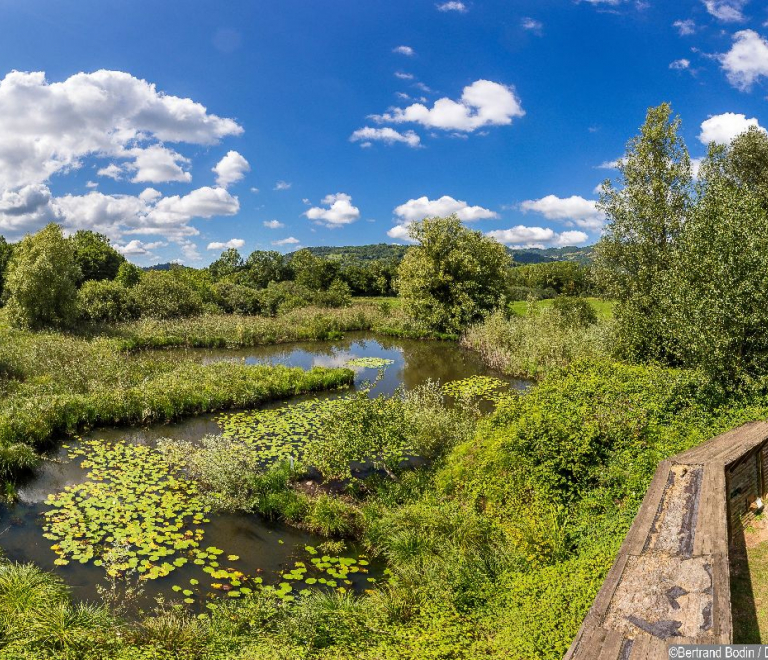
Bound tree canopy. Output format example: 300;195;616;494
396;215;512;334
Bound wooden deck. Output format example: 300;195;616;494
564;421;768;659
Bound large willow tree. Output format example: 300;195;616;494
595;103;693;362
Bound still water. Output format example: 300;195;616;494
0;334;525;609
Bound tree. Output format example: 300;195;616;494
594;103;692;362
722;126;768;209
669;148;768;383
0;236;13;303
77;280;136;323
69;230;125;284
132;271;203;319
2;224;80;329
208;248;244;280
243;250;287;288
289;249;338;290
395;215;511;334
115;261;142;288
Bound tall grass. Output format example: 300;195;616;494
461;308;613;379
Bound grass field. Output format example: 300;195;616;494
507;297;614;320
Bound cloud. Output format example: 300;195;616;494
129;145;191;183
486;226;589;249
395;72;415;80
274;180;292;191
719;30;768;90
436;1;467;12
393;46;415;56
212;150;250;188
691;157;704;179
0;183;61;233
596;158;623;169
388;195;498;240
305;193;361;227
145;186;239;236
207;238;245;250
702;0;747;22
699;112;765;144
673;19;696;35
670;58;691;70
263;219;285;229
349;127;421;148
272;236;300;246
371;79;524;133
521;17;543;34
115;239;166;256
250;187;259;193
0;69;242;190
393;195;498;223
97;163;125;180
520;194;605;230
86;181;98;189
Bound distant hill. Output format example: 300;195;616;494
301;244;409;262
299;243;595;265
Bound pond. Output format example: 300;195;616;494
0;334;527;613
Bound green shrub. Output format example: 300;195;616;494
78;280;136;323
132;271;203;319
551;296;598;328
212;282;262;315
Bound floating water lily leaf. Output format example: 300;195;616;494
345;357;394;369
441;376;511;403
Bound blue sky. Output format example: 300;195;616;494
0;0;767;265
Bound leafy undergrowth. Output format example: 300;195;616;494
6;359;768;658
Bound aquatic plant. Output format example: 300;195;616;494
345;357;394;369
441;375;510;402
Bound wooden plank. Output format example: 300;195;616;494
676;422;768;464
569;625;600;660
645;637;668;660
629;633;652;660
588;552;630;620
694;464;715;556
597;630;625;660
711;468;728;555
712;551;732;641
625;461;672;555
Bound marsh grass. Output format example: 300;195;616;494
461;308;613;379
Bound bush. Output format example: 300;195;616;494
313;278;352;308
78;280;136;323
551;296;597;328
132;271;203;319
212;282;262;315
257;281;314;316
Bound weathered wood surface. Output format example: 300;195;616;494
564;421;768;660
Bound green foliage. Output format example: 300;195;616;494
509;261;590;296
722;125;768;208
595;103;692;362
396;215;512;334
290;249;339;290
243;250;288;288
313;278;352;308
2;223;80;329
69;230;125;284
209;247;244;280
551;296;598;328
669;170;768;383
0;235;13;302
115;261;142;288
78;280;136;323
132;270;203;319
212;282;262;315
461;308;612;379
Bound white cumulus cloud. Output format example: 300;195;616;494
306;193;361;227
212;150;250;188
207;238;245;250
394;195;498;223
129;145;191;184
263;219;285;229
371;79;524;133
521;18;543;34
272;236;300;246
349;127;421;148
0;69;242;190
670;59;691;70
115;239;166;256
436;1;467;12
274;180;292;191
520;195;605;230
719;30;768;90
702;0;747;22
673;19;696;35
393;46;415;56
486;226;589;249
699;112;765;144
